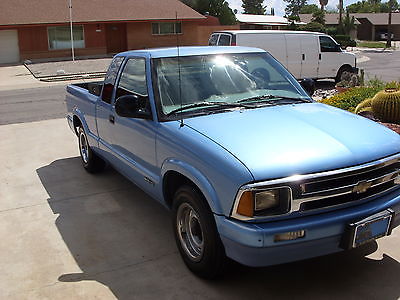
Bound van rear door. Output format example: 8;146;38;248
299;34;319;79
285;34;302;79
208;33;220;46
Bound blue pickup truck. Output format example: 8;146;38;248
66;46;400;278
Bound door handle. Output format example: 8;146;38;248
319;53;322;60
109;114;115;124
302;54;305;60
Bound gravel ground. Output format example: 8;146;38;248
25;58;112;78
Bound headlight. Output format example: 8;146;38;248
232;187;291;220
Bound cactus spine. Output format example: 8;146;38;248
371;88;400;123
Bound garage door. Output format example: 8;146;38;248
0;30;20;64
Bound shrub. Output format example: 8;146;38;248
321;81;400;112
321;86;382;112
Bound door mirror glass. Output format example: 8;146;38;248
115;95;151;119
300;78;315;96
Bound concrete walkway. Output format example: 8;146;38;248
1;118;400;299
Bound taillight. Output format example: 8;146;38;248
231;41;236;46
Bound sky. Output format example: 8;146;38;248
226;0;360;16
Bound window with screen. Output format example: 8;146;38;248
101;57;125;104
152;22;182;35
48;26;85;50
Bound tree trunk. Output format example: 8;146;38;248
386;8;392;48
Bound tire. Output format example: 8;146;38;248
335;65;353;83
172;185;226;279
78;126;105;173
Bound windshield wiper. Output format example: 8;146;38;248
166;101;251;116
237;94;312;104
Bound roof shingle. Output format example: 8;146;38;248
0;0;205;26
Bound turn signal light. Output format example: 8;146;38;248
236;191;253;217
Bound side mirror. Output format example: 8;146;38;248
300;78;315;96
115;95;151;119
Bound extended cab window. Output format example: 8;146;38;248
319;36;340;52
115;58;151;114
101;56;124;104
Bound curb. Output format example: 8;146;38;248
38;72;106;82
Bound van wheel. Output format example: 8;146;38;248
172;185;226;279
335;65;353;83
78;127;105;173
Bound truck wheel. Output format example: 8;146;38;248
335;65;353;83
172;185;226;279
78;126;105;173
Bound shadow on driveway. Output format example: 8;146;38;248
37;157;400;299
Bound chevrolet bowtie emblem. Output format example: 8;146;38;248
353;180;372;194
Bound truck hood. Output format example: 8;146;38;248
184;103;400;181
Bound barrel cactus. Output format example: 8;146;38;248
371;88;400;123
355;98;373;114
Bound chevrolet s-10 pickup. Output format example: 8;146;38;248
66;46;400;278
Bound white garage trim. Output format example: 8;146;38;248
0;30;20;64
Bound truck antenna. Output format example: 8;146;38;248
175;12;184;128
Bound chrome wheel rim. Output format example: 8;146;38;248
176;203;204;262
79;131;89;164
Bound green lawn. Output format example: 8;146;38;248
357;41;389;48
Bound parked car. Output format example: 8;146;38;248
209;30;357;82
378;32;394;40
66;46;400;278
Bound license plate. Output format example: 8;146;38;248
351;210;392;248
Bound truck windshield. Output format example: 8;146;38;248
153;52;311;117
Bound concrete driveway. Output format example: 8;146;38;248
1;118;400;299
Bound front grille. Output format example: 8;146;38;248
294;155;400;212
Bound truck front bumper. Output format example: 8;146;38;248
215;189;400;267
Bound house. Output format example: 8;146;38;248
299;13;400;41
235;14;292;30
0;0;238;64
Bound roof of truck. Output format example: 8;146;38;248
116;46;266;58
213;30;327;35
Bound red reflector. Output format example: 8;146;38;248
231;42;236;46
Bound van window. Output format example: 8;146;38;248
319;36;340;52
218;34;231;46
209;34;219;46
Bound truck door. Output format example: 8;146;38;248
96;56;125;158
285;34;302;79
108;57;158;194
299;35;319;79
318;35;343;79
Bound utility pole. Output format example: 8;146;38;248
68;0;75;61
386;0;393;48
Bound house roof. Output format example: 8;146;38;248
299;13;400;26
235;14;290;25
0;0;205;26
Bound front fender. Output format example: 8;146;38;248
161;158;223;214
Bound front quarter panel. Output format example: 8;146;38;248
157;121;254;215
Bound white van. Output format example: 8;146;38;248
208;30;357;81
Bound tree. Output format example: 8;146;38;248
284;0;308;17
343;11;356;35
299;4;320;14
346;0;399;13
311;9;326;25
180;0;236;25
241;0;266;15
